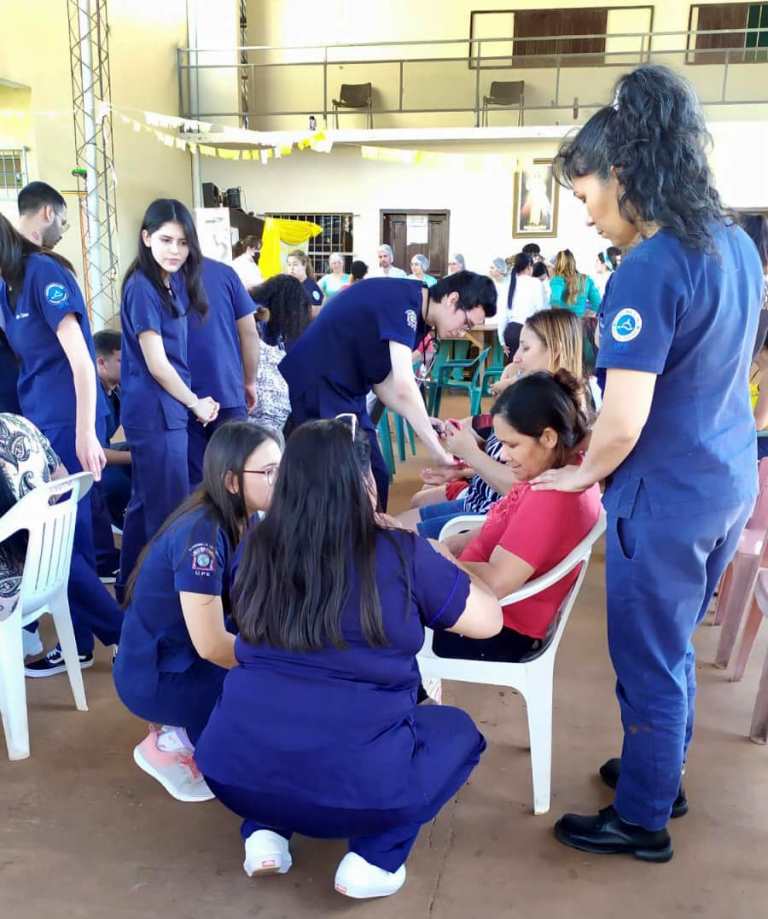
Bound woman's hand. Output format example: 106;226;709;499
420;465;467;486
530;464;592;493
75;429;106;481
442;420;481;462
191;396;220;425
374;512;407;530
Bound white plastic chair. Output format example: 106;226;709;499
418;510;606;815
0;472;93;760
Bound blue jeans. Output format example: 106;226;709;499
417;498;471;539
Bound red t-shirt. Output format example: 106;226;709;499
460;481;602;638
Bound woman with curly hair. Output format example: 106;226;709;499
533;65;764;861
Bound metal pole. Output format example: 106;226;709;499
399;59;404;112
474;39;481;127
721;48;730;102
323;46;328;127
191;146;202;209
78;0;104;329
554;54;561;106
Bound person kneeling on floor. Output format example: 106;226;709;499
193;416;502;899
433;371;601;662
113;421;282;803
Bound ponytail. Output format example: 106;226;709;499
554;64;724;250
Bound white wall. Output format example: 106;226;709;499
199;140;605;274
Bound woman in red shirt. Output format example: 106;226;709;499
434;370;601;661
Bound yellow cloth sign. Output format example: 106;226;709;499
258;217;323;280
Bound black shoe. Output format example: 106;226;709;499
554;805;673;863
24;646;94;678
600;758;689;819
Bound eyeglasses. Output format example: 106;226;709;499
335;412;358;440
458;309;474;334
243;466;278;487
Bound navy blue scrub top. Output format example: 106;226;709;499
302;277;324;309
279;278;427;411
98;384;121;447
597;223;763;518
195;530;470;809
120;269;190;431
188;258;256;409
0;254;108;430
118;505;234;681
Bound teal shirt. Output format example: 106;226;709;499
408;273;437;288
549;274;602;317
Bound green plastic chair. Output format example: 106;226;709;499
394;413;417;461
377;410;396;478
481;338;506;397
432;347;491;417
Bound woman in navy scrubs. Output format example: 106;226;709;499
279;271;497;509
195;418;502;899
532;65;764;861
114;421;281;803
118;200;219;593
187;256;260;486
0;215;123;674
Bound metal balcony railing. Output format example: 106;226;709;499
177;28;768;128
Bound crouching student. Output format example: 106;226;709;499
434;371;601;662
113;422;282;803
194;418;502;899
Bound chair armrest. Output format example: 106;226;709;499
438;515;485;541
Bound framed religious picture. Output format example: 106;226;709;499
513;159;559;238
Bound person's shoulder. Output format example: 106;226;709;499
202;256;237;283
25;252;70;284
123;268;156;298
168;503;220;547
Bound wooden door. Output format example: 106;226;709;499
381;210;450;278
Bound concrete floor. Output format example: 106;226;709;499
2;403;767;919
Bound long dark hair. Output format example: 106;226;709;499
554;65;725;250
251;274;311;347
234;418;409;650
741;213;768;273
0;213;75;307
492;370;589;467
123;421;281;605
122;199;207;319
507;251;533;306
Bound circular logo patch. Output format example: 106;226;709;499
405;309;417;331
44;282;69;308
611;308;642;343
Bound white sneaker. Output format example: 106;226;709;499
334;852;406;899
132;730;215;803
22;628;44;659
243;830;292;877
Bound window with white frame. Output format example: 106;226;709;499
265;212;355;274
0;149;26;200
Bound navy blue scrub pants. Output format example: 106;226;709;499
187;405;248;488
607;494;751;830
118;427;189;595
45;425;123;654
113;656;226;744
288;387;390;510
204;727;485;873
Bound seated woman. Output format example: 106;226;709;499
433;371;601;662
194;418;502;900
0;414;67;656
113;421;282;803
404;309;585;539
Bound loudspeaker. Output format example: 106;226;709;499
202;182;221;207
224;187;242;209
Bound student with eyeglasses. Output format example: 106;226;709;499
279;270;497;509
113;422;282;804
194;416;502;899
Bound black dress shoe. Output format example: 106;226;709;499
599;758;689;819
554;805;673;863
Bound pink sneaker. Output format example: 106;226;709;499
132;730;215;803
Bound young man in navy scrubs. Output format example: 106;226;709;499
279;271;497;509
187;257;260;485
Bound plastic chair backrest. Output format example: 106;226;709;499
489;81;524;103
749;458;768;530
0;473;93;616
339;83;372;107
470;347;491;386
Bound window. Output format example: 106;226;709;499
688;3;768;64
469;7;653;68
0;149;26;200
265;213;354;274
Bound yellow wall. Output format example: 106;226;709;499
0;0;193;298
241;0;767;129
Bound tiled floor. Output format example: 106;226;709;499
2;401;766;918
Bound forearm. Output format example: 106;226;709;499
104;448;131;466
460;559;522;600
378;381;445;458
71;356;97;436
238;321;260;387
148;357;197;408
578;409;641;486
200;631;237;669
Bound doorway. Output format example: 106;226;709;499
380;210;450;278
